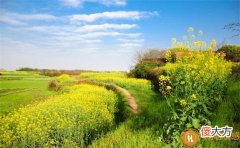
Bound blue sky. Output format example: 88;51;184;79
0;0;239;71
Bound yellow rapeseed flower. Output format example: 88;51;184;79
166;86;172;90
0;84;118;147
191;94;197;100
180;99;187;107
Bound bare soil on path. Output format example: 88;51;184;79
112;84;138;114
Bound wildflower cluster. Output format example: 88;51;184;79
164;50;173;62
158;75;172;96
0;84;117;147
79;72;151;90
171;27;211;51
164;27;219;64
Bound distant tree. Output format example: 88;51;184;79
133;49;166;64
142;49;166;59
133;50;145;64
17;67;38;71
224;22;240;37
217;45;240;62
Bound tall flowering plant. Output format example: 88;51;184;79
160;28;232;145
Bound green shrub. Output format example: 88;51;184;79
48;80;61;91
128;62;164;91
40;69;62;77
129;62;159;78
129;49;168;91
231;63;240;80
217;45;240;62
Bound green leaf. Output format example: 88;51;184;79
192;118;200;128
180;116;187;121
186;123;192;128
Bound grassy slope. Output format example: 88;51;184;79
90;75;240;147
212;78;240;130
200;78;240;147
0;71;55;115
90;79;171;147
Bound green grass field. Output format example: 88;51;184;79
0;71;55;115
0;71;239;147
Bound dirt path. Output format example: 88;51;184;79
73;77;138;114
112;84;138;114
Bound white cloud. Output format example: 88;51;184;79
0;36;100;57
119;43;142;48
0;15;25;25
17;24;140;40
0;4;161;71
8;23;141;49
117;38;144;43
54;32;141;41
60;0;126;8
117;38;144;50
16;23;137;35
100;0;126;6
80;39;102;43
82;31;141;38
0;10;158;27
19;25;72;34
69;11;158;23
54;36;102;43
74;24;138;32
19;26;55;32
78;46;99;53
60;0;83;7
0;10;56;25
0;37;42;55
